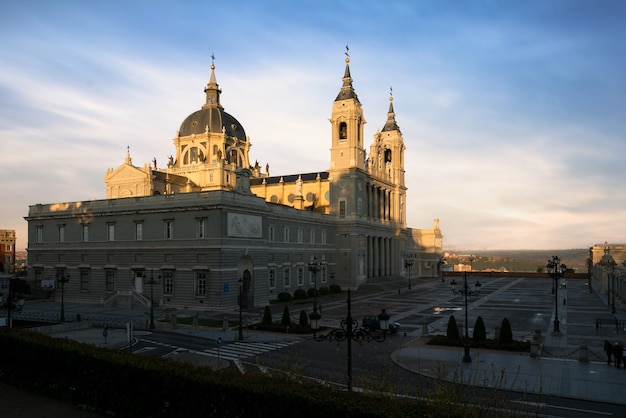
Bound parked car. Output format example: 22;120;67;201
362;315;400;333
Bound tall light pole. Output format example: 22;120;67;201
546;256;566;334
57;273;70;322
404;258;413;290
143;270;161;330
310;290;392;391
308;257;321;313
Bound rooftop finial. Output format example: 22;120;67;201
345;44;350;63
211;52;215;70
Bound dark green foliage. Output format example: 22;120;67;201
446;315;460;340
262;305;273;325
329;284;341;294
318;286;330;295
307;288;319;298
281;305;291;327
277;291;292;302
299;309;309;327
293;289;308;300
473;316;486;342
500;318;513;344
0;328;431;417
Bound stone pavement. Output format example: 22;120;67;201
7;275;626;408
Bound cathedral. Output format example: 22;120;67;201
26;54;443;311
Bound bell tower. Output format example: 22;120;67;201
329;51;366;171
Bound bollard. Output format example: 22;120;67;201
192;315;199;329
223;317;228;331
171;314;177;329
530;340;540;358
421;324;429;337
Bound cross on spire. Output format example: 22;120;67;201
345;44;350;58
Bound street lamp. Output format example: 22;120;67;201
546;256;567;334
0;278;26;328
404;258;413;290
462;271;472;363
238;277;244;341
308;257;321;313
310;289;392;391
57;273;70;322
474;280;482;296
143;270;161;330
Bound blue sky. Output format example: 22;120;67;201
1;0;625;251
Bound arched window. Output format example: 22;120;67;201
384;149;392;163
339;122;347;140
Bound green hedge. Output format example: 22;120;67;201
0;329;432;417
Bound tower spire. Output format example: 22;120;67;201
382;86;400;132
203;52;222;109
335;44;359;103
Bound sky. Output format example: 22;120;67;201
1;0;625;252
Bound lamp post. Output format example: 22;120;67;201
462;271;472;363
0;278;26;328
404;258;413;290
57;273;70;322
546;256;566;334
308;257;321;313
238;277;244;341
438;257;445;282
310;289;392;391
474;280;482;296
143;270;161;330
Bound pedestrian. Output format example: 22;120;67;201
613;342;623;368
604;340;613;365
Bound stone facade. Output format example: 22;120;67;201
26;55;443;310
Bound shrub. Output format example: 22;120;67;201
319;286;330;295
307;288;319;298
329;284;341;294
473;316;487;342
281;305;291;327
293;289;308;300
277;291;292;302
299;309;309;327
262;305;273;325
446;315;460;340
499;318;513;344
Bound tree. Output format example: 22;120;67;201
473;316;487;342
281;305;291;327
299;309;309;327
499;318;513;344
446;315;460;340
262;305;272;325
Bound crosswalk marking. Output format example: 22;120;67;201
203;341;299;361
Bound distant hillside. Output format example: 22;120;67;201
445;249;590;273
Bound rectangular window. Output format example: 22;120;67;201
163;271;174;295
36;226;43;243
135;222;143;240
82;225;89;242
165;220;173;240
196;271;206;296
107;224;115;241
297;228;303;243
80;270;89;290
357;198;362;216
339;200;346;218
268;268;276;288
321;231;327;244
197;219;206;239
283;227;289;243
268;226;275;242
297;266;304;286
6;244;11;251
283;267;290;287
105;270;115;292
58;225;65;243
310;230;315;244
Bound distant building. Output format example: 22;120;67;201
0;229;16;273
25;55;443;310
591;242;625;308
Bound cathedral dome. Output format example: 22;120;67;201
178;108;247;141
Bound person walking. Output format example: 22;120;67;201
613;342;623;368
604;340;613;365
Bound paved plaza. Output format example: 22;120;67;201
9;274;626;407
